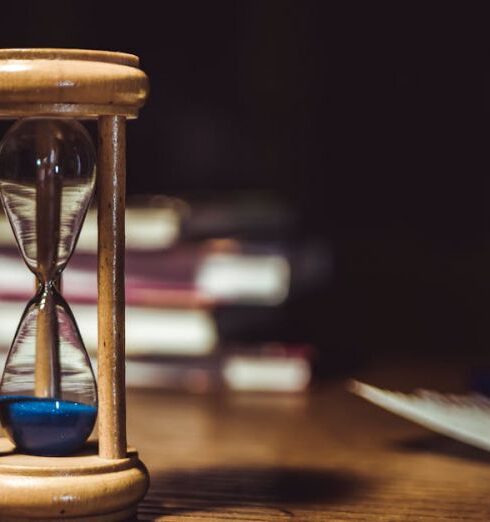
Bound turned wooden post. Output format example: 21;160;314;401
97;115;127;460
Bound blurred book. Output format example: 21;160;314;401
180;191;297;240
0;246;291;307
0;197;184;252
0;191;297;249
0;342;313;394
350;381;490;452
123;343;314;393
0;300;217;357
222;343;313;393
78;204;181;252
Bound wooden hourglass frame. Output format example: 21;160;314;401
0;49;150;521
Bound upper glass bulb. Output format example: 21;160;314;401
0;118;95;282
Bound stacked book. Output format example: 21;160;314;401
0;193;331;393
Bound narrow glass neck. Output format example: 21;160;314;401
36;277;62;296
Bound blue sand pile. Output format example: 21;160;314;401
0;395;97;456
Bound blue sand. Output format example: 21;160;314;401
0;395;97;456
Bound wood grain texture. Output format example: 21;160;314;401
0;49;149;118
123;358;490;521
0;440;148;520
97;115;127;460
0;49;139;67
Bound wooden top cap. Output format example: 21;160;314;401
0;48;149;119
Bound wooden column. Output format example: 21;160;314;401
97;115;127;460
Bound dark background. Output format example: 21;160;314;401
0;1;485;374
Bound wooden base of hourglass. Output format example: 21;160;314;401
0;438;149;521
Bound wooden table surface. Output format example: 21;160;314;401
128;358;490;521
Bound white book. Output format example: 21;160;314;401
0;249;290;307
0;206;181;251
223;355;311;392
0;301;217;357
350;380;490;452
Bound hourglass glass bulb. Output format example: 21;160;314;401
0;119;97;456
0;118;95;282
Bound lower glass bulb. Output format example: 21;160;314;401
0;286;97;456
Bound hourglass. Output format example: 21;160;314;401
0;118;97;456
0;49;149;520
